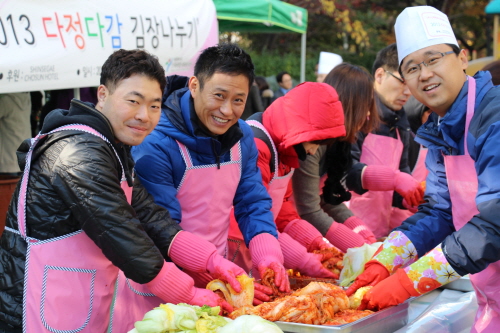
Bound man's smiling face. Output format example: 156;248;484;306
189;72;249;136
401;44;468;117
96;74;162;145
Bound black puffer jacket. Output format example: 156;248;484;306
0;100;181;331
346;94;412;209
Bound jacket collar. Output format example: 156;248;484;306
41;99;115;142
376;95;410;130
37;99;134;185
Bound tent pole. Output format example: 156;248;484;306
300;32;306;83
494;15;499;59
74;88;80;101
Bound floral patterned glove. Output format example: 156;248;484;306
403;244;461;294
360;244;462;311
372;231;419;273
346;231;418;296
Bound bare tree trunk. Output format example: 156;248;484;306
263;34;278;52
426;0;459;14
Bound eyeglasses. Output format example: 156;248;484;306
402;50;455;80
384;69;405;84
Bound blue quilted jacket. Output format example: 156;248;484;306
394;71;500;276
132;76;277;247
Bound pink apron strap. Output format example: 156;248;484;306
464;77;476;156
176;139;242;167
17;132;48;238
17;124;127;239
230;141;241;162
247;119;279;182
176;140;194;168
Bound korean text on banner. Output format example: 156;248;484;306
0;0;219;93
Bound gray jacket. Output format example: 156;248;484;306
292;145;354;235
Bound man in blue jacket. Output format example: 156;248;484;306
132;44;290;299
346;6;500;331
0;49;246;332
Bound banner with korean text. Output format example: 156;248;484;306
0;0;219;93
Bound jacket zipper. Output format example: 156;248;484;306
211;139;221;169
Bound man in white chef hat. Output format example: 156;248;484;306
315;52;343;82
346;6;500;330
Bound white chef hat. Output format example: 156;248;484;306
318;52;343;74
395;6;458;65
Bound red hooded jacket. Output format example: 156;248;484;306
256;82;346;231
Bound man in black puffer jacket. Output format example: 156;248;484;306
0;49;245;332
346;43;423;238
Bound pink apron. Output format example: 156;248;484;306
177;140;241;256
227;120;293;272
81;131;162;333
411;146;429;183
348;130;412;238
443;77;500;332
108;271;163;332
15;124;127;333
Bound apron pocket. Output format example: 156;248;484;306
125;278;156;296
40;265;96;332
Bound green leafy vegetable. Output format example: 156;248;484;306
131;308;170;333
177;303;221;318
127;303;230;333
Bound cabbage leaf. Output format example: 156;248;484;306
217;315;283;333
339;242;382;287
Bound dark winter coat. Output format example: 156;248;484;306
0;100;181;331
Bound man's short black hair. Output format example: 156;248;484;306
100;49;166;93
276;71;290;84
194;43;255;90
448;44;461;55
372;43;399;74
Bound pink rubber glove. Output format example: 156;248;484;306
309;237;335;251
147;261;233;314
343;216;377;244
186;271;273;306
190;288;234;313
402;198;419;213
169;231;246;293
206;253;247;293
394;171;424;207
362;165;424;207
325;222;365;253
283;219;332;252
253;282;273;305
249;233;290;293
187;271;214;288
278;232;337;278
